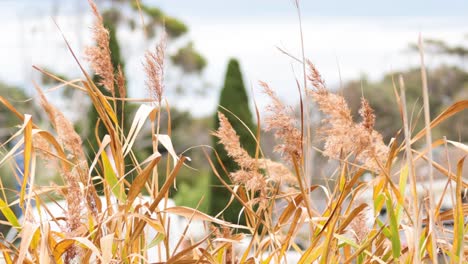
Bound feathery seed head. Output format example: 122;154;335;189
144;34;166;104
213;112;257;170
260;81;303;163
116;65;126;98
213;112;266;191
306;60;326;90
359;97;375;132
85;0;115;94
306;63;388;172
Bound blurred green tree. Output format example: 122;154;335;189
341;36;468;144
341;65;468;143
210;59;257;225
411;38;468;58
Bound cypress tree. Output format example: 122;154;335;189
210;58;257;225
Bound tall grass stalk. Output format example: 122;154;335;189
399;75;421;262
419;35;438;263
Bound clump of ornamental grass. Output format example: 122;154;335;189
208;57;468;263
0;1;219;263
0;1;467;263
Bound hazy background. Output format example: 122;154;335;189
1;0;467;116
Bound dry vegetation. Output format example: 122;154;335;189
0;2;467;263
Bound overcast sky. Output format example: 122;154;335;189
0;0;467;116
5;0;468;16
155;0;468;17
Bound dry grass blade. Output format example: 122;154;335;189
275;186;318;229
452;157;465;262
125;153;161;210
19;115;32;209
54;237;105;262
399;75;421;262
165;206;247;229
344;227;385;263
416;152;468;188
123;104;157;156
418;35;437;263
424;204;468;223
130;156;187;242
0;243;14;264
410;100;468;145
338;203;369;235
0;96;29;123
277;209;302;261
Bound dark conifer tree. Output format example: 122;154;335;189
210;59;257;225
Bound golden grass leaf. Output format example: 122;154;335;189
411;100;468;145
20;115;33;208
299;242;324;263
0;96;28;123
125;153;161;211
453;157;465;261
165;206;248;230
276;192;307;230
277;209;302;261
88;134;111;180
212;233;245;243
54;237;105;263
337;203;369;234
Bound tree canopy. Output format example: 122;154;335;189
341;65;468;143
